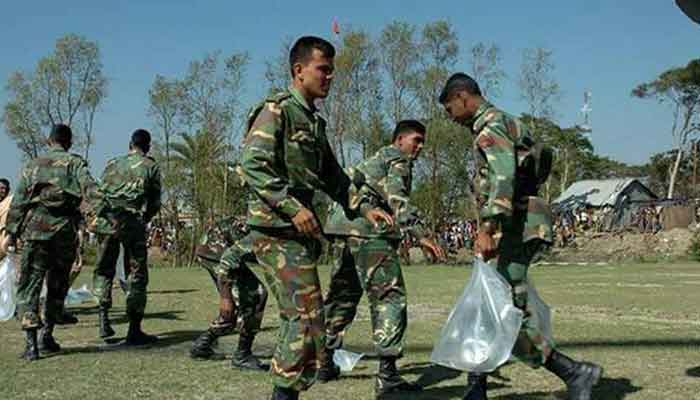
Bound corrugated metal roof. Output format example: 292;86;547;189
553;178;641;207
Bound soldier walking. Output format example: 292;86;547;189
439;73;603;400
239;36;393;400
92;129;161;345
2;124;102;361
321;120;446;398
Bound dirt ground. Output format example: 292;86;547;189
548;228;696;263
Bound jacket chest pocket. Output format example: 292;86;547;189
286;122;319;182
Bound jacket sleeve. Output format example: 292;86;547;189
385;158;428;240
240;102;304;218
74;157;104;224
475;120;516;221
144;163;162;223
4;167;32;237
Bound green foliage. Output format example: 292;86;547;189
687;230;700;261
2;34;107;160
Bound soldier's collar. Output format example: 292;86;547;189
289;87;317;113
470;101;494;132
48;145;66;153
129;148;146;156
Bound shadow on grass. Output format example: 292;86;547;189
687;366;700;377
111;310;186;324
55;329;204;355
148;289;199;295
558;338;700;348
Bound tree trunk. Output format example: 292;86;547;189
667;148;684;199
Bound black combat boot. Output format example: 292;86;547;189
190;330;225;360
270;386;299;400
232;334;269;371
38;322;61;353
375;356;422;398
20;329;40;361
317;347;341;383
463;372;487;400
545;351;603;400
99;308;115;338
125;313;158;346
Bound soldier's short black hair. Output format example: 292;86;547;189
0;178;9;189
439;73;482;103
289;36;336;76
392;119;426;142
49;124;73;144
131;129;152;151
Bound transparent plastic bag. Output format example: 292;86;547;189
0;255;19;321
116;247;128;293
526;279;554;346
333;349;364;372
431;258;523;372
65;284;95;305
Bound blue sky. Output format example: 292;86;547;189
1;1;698;185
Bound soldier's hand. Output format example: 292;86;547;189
292;207;322;239
419;238;447;263
474;230;498;261
365;208;394;229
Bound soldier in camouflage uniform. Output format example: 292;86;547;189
321;120;446;397
2;124;101;361
189;216;270;371
440;73;603;400
92;129;162;345
240;36;393;400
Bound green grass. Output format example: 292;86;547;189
1;261;700;400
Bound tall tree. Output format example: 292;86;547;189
3;34;107;160
518;47;560;124
632;59;700;198
518;47;561;200
378;21;419;125
469;42;505;99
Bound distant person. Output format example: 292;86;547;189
2;124;101;361
440;73;603;400
92;129;161;345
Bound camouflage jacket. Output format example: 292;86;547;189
240;88;369;229
324;145;427;240
472;102;553;243
98;149;161;229
5;146;102;241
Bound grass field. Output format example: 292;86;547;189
1;261;699;400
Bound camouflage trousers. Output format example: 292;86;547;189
16;225;77;329
198;233;268;337
492;230;554;368
248;227;324;392
324;237;407;357
93;217;149;318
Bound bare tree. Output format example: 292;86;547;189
518;47;560;124
378;21;419;125
469;42;505;99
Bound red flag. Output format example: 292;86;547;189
332;18;340;35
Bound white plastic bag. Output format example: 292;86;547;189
526;279;554;346
431;258;523;372
116;246;128;293
0;255;19;321
333;349;364;372
65;284;95;305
